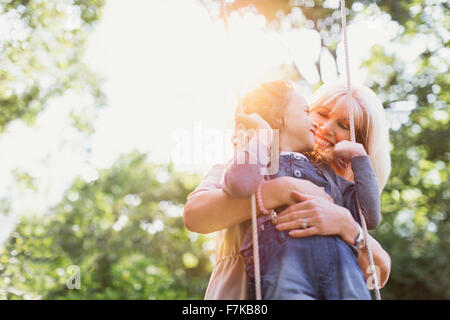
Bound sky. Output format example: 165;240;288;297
0;0;411;246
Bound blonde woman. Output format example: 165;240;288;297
183;81;391;299
308;81;391;192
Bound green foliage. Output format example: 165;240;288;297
361;12;449;300
0;152;212;299
0;0;105;133
230;0;424;29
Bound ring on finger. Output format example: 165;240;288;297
301;217;308;229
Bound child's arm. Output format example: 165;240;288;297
223;134;270;198
332;140;381;229
338;155;381;230
223;113;272;198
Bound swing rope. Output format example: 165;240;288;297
340;0;381;300
250;193;262;300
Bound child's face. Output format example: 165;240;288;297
283;91;317;152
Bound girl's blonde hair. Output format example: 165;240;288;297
309;81;391;193
239;80;295;129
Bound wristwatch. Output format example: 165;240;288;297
353;223;365;250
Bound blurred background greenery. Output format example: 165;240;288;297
0;0;448;299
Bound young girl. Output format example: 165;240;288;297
225;80;381;299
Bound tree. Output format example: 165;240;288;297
0;0;106;134
0;152;212;299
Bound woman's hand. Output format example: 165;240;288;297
264;177;333;209
333;140;367;169
358;235;391;288
274;191;358;245
284;177;334;204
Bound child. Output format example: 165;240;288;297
224;80;380;299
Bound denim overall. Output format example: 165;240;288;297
241;152;371;300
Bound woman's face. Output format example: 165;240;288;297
311;99;351;149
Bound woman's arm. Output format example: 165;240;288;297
183;176;290;234
358;234;391;288
183;189;252;233
184;167;333;234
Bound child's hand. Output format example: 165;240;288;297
333;140;367;169
235;113;272;132
235;113;273;143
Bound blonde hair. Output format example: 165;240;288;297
309;81;391;193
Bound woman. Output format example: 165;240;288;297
183;81;391;299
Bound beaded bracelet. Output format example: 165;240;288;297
256;182;277;223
